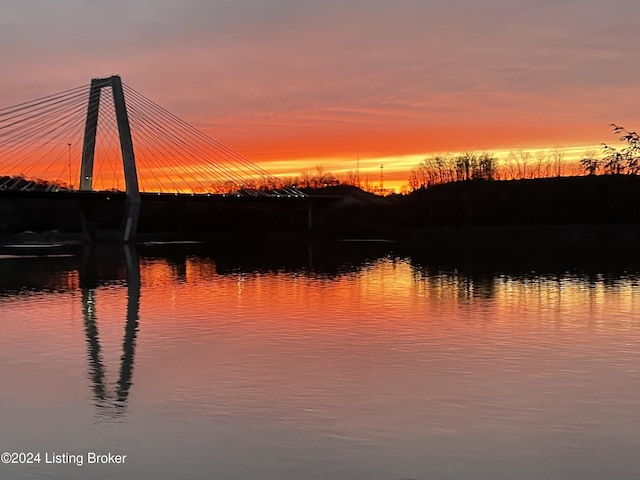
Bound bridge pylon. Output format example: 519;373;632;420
80;75;140;243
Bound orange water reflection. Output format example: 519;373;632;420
1;244;640;478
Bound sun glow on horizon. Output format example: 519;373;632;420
0;139;606;195
251;142;603;194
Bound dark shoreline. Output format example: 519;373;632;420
2;175;640;248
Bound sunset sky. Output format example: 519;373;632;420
2;0;640;191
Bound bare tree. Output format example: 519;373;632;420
300;170;312;188
280;175;299;187
409;159;430;190
533;151;546;179
503;152;517;180
513;150;531;178
305;165;339;188
343;170;358;186
579;150;602;175
550;146;565;177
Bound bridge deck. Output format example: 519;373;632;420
0;189;339;203
0;189;342;239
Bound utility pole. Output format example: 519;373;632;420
380;164;384;191
356;157;360;188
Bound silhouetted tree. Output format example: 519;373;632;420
454;153;472;181
532;151;546;178
503;152;517;180
579;150;602;175
550;146;565;177
299;170;312;188
454;152;498;181
601;124;640;175
409;152;497;190
475;153;499;180
310;165;338;187
515;150;531;178
343;170;358;186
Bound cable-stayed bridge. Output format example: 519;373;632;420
0;75;298;194
0;76;314;242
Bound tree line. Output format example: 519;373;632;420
408;125;640;191
408;147;572;190
279;165;341;189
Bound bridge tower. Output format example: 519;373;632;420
79;75;140;243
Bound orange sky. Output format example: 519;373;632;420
1;1;640;192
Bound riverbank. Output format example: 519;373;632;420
2;175;639;244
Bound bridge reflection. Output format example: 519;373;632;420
2;237;640;422
80;245;139;419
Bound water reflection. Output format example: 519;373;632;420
1;240;640;413
2;239;640;479
138;240;396;278
3;237;640;291
80;245;140;419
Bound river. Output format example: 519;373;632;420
1;240;639;479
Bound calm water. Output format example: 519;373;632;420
1;241;640;479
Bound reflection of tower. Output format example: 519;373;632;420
80;244;140;418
